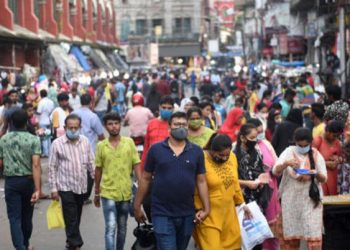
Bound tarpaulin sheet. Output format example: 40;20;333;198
70;46;91;71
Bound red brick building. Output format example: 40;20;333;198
0;0;117;70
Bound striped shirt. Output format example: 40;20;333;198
48;135;95;194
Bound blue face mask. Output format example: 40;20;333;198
66;129;80;140
160;109;173;120
296;145;310;155
257;132;265;141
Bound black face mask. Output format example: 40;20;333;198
213;156;228;164
246;139;257;151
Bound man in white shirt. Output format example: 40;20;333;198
94;80;109;122
69;88;81;111
37;90;54;157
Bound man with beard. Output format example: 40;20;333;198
94;112;141;250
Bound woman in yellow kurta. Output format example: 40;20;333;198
193;134;251;250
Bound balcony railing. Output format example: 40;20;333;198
128;33;200;44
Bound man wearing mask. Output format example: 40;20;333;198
48;114;95;250
141;95;174;169
134;112;210;250
140;96;174;220
94;112;141;250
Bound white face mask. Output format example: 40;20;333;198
296;145;310;155
257;132;265;141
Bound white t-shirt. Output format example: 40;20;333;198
37;97;55;125
69;94;81;111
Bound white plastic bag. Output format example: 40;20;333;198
237;201;274;250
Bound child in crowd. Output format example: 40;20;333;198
338;142;350;194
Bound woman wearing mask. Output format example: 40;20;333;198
247;119;280;250
187;107;214;148
219;108;245;142
273;128;327;250
312;120;343;195
179;98;194;113
266;109;282;142
253;102;269;130
193;134;252;250
234;123;271;250
272;108;303;156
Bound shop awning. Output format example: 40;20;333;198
159;43;201;57
70;46;91;71
43;44;83;80
89;48;113;70
105;52;129;71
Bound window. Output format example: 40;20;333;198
173;18;191;34
122;0;128;3
183;18;191;33
174;18;182;34
34;0;40;21
8;0;18;24
136;19;147;35
120;17;130;41
152;19;163;35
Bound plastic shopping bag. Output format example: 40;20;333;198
237;201;273;250
46;200;65;229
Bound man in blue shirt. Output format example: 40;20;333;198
134;112;210;250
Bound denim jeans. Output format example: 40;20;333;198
39;124;51;157
152;215;194;250
5;176;35;250
102;198;129;250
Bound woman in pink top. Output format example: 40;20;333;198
313;120;343;195
248;118;280;250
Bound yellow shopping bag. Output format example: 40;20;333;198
46;200;65;229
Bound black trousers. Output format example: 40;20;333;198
59;191;84;248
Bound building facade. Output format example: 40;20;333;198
115;0;203;64
0;0;117;70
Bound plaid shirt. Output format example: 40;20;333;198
48;135;95;194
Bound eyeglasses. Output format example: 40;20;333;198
172;123;188;128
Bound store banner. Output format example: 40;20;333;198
149;43;159;65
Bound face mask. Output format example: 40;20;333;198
296;145;310;155
160;109;172;120
257;132;265;141
189;119;202;129
260;113;268;119
275;118;282;124
246;139;257;151
213;155;228;164
66;129;80;140
171;127;188;141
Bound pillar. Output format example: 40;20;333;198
0;0;14;30
61;0;74;38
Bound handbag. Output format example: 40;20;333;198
131;223;156;250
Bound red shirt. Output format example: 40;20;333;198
141;118;169;170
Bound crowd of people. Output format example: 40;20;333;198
0;67;350;250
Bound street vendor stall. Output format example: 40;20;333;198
322;195;350;250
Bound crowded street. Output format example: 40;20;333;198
1;0;350;250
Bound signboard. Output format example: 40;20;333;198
208;39;219;53
121;44;150;63
214;1;235;28
149;43;159;65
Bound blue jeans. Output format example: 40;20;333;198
152;215;194;250
5;176;35;250
102;198;129;250
39;124;51;157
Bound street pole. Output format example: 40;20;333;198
241;9;247;66
339;7;347;98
